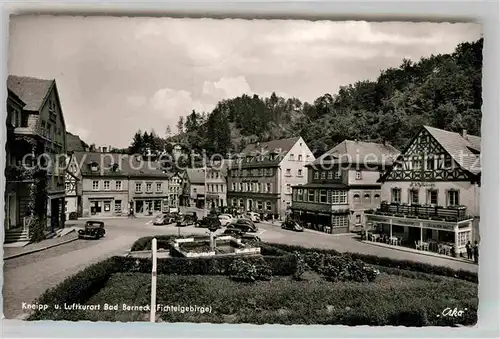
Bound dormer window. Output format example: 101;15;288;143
112;163;119;172
90;162;99;171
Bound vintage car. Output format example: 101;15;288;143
78;220;106;239
153;213;177;226
218;214;234;226
176;212;198;227
246;211;261;223
281;219;304;232
226;219;258;233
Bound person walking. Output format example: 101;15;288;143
473;241;479;264
465;241;472;260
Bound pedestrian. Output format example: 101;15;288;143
473;241;479;264
465;241;472;260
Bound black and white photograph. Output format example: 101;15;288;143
3;15;482;326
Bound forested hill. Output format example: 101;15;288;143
137;38;483;158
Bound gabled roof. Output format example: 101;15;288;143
185;168;205;184
73;152;169;178
311;140;400;166
7;75;54;111
424;126;481;175
231;137;301;168
66;132;87;152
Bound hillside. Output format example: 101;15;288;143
128;38;483;158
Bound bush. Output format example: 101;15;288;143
29;257;119;320
68;212;78;220
229;258;272;282
264;242;478;283
318;256;379;283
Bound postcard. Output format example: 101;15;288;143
3;15;482;326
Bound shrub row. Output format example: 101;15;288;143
28;257;120;320
265;242;478;283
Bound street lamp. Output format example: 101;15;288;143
204;165;208;218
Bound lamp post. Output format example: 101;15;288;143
204;165;208;218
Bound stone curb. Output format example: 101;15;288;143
4;236;79;260
361;240;477;265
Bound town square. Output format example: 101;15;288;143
3;16;482;326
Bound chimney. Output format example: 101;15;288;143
462;129;468;140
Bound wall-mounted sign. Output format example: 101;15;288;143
409;182;436;189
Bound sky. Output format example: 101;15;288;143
8;16;482;148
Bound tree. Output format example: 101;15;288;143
176;116;184;134
128;130;143;154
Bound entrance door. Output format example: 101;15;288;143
135;200;144;214
6;194;17;230
51;198;60;231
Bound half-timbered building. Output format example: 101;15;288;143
365;126;480;257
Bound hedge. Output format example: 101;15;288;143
28;257;120;320
265;242;478;283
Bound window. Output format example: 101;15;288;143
427;190;438;205
90;162;98;171
146;182;152;192
297;189;303;201
308;190;315;202
103;181;110;190
65;182;71;191
289;154;295;161
298;154;303;161
286;184;292;194
285;169;291;176
331;190;347;204
266;201;272;211
413;157;422;170
239;199;244;207
115;181;122;190
410;189;419;205
334;171;341;179
355;215;361;224
297;169;303;176
391;188;401;203
239;183;243;191
256;183;261;193
332;215;349;228
257;201;263;210
156;183;162;192
104;201;111;212
232;183;236;191
458;231;471;247
447;190;460;206
306;155;310;161
320;190;327;203
135;182;142;192
92;180;99;190
426;156;434;170
314;171;319;179
374;194;380;202
114;200;122;213
154;200;161;211
355;171;362;180
444;157;453;169
327;171;333;179
266;183;271;193
353;194;361;204
321;171;326;179
364;193;371;203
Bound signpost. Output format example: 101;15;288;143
150;238;157;323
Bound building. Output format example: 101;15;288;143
227;137;314;218
5;75;67;241
180;168;206;208
167;172;183;208
69;152;170;217
205;159;232;209
66;132;88;152
291;140;399;234
365;126;481;257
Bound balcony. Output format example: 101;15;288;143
5;165;38;182
366;202;470;223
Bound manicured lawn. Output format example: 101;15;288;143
82;271;477;325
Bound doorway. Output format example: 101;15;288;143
6;194;17;230
90;200;102;215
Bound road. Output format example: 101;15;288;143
2;208;477;319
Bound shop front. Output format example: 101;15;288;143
365;213;473;257
133;197;168;216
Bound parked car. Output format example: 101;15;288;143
195;216;222;229
246;211;261;222
176;212;197;226
78;220;105;239
222;228;262;242
153;213;176;226
281;219;304;232
218;214;234;226
226;218;258;233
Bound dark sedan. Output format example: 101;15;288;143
226;219;258;233
281;220;304;232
